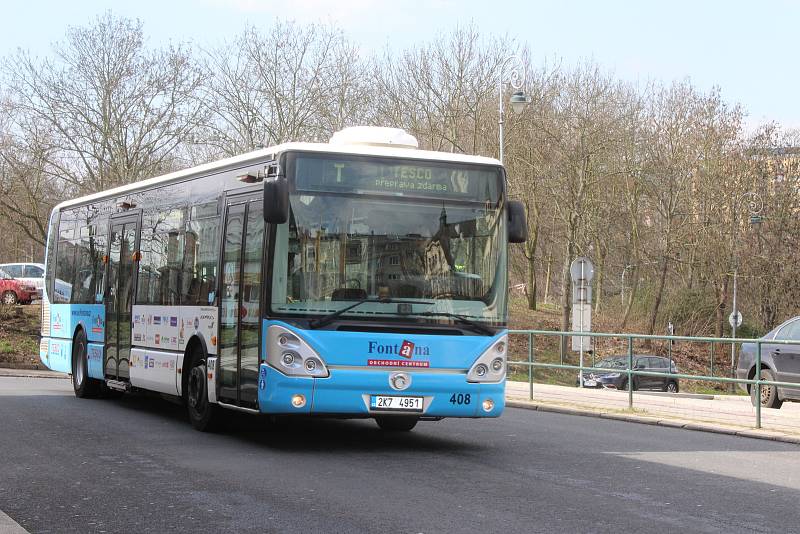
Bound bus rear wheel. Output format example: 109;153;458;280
375;416;418;432
185;350;219;431
72;330;101;398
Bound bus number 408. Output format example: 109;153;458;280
449;393;471;405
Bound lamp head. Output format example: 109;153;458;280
510;91;531;114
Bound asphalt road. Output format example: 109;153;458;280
1;377;800;533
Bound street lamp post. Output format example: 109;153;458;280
498;55;531;165
729;191;764;391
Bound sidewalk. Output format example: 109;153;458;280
506;381;800;444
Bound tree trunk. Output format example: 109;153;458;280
646;257;669;339
594;240;606;314
560;239;574;334
713;275;729;339
526;255;537;311
524;221;539;311
543;249;553;305
620;268;638;330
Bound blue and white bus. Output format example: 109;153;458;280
39;127;527;431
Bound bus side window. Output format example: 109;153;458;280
184;213;220;306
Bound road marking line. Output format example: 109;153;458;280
0;510;29;534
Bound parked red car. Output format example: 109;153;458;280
0;268;36;305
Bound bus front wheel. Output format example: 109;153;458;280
185;350;219;431
375;416;418;432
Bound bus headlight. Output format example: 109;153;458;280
267;325;329;378
467;336;508;383
282;352;297;367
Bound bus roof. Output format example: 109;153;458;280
53;140;503;212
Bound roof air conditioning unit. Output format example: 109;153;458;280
329;127;418;149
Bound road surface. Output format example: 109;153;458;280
1;377;798;533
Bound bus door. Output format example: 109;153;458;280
218;193;265;409
105;213;141;381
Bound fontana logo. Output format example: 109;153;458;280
368;340;429;359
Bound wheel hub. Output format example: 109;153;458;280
188;365;206;409
75;344;85;386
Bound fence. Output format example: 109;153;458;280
507;330;800;429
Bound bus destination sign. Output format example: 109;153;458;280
294;155;501;202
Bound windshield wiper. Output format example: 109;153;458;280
417;311;495;336
309;298;433;329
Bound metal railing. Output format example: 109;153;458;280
507;329;800;429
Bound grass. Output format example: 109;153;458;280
0;304;43;369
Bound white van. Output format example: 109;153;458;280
0;263;44;299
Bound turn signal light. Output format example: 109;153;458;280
291;394;306;408
482;399;494;412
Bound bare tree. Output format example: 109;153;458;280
198;21;369;156
373;24;511;155
2;12;204;193
0;120;62;246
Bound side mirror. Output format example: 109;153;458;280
507;200;527;244
264;177;289;223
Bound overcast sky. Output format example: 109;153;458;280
2;0;797;131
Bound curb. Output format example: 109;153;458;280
506;399;800;445
0;509;29;533
0;370;69;380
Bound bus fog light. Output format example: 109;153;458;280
291;394;306;408
482;399;494;412
281;352;296;366
475;364;488;377
491;358;504;372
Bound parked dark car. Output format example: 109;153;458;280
737;316;800;409
578;355;679;392
0;268;36;305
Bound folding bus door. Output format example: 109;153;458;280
218;194;265;408
105;213;141;381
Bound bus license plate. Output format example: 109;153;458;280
370;395;423;412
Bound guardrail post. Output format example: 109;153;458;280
627;335;633;410
667;337;672;366
755;339;762;429
710;341;714;377
528;332;533;401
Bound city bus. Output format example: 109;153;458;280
39;126;527;431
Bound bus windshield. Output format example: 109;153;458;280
270;157;507;325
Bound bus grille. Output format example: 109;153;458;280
41;297;50;337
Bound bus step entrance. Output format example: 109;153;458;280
105;379;130;392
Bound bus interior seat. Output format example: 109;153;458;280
395;284;422;298
331;288;367;301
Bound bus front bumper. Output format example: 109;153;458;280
257;364;505;418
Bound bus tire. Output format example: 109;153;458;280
185;348;219;431
375;416;418;432
72;329;101;398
